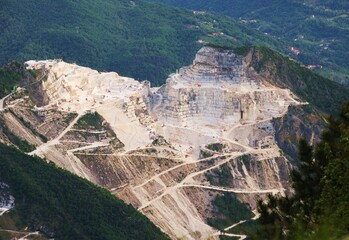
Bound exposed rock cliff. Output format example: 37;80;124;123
157;47;297;124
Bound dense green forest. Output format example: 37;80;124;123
255;103;349;240
148;0;349;85
0;62;23;98
0;0;289;86
0;143;168;239
207;193;253;230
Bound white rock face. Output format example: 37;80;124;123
156;47;296;127
40;60;150;112
25;47;304;240
36;60;152;151
180;47;244;83
151;47;299;158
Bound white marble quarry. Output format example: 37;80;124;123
154;46;296;127
21;46;306;240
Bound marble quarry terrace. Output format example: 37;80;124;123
15;46;305;239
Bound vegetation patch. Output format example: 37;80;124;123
0;62;23;98
75;112;104;130
109;137;125;150
228;219;260;237
206;163;232;187
63;112;78;125
207;193;253;231
207;143;224;152
219;236;239;240
200;149;214;158
27;69;41;79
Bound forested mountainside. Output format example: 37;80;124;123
0;143;168;240
0;0;286;86
148;0;349;85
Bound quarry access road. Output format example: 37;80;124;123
69;142;110;153
122;145;182;155
18;231;40;240
224;220;247;232
68;129;107;134
215;211;260;240
29;111;84;156
0;229;39;239
132;152;235;191
0;93;14;111
137;151;251;210
182;184;281;195
136;144;282;211
0;209;9;216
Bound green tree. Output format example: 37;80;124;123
256;103;349;240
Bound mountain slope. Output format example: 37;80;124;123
0;143;168;240
148;0;349;85
0;0;284;85
0;46;347;239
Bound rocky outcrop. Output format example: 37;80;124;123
38;59;151;114
155;47;299;129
